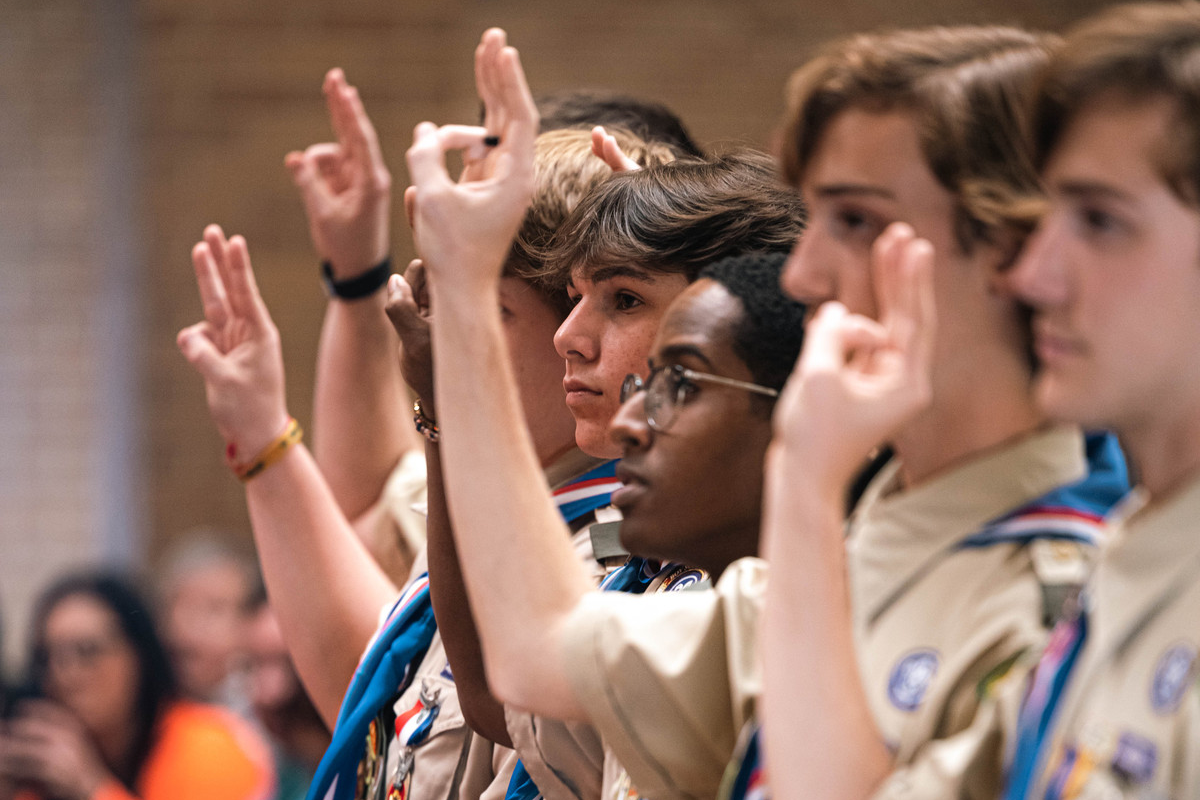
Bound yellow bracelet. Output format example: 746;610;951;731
232;418;303;482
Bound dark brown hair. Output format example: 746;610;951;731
1033;2;1200;206
780;26;1058;250
542;150;806;288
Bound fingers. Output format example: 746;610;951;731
285;144;340;205
436;125;494;161
404;258;430;311
192;241;230;329
495;45;539;152
385;274;428;335
327;70;390;185
475;29;507;132
592;126;641;173
203;224;234;298
798;301;851;376
403;185;418;229
223;235;271;329
899;237;937;390
177;322;225;379
405;122;455;193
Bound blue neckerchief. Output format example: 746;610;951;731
957;433;1128;551
721;433;1128;800
311;460;622;800
305;574;437;800
1003;609;1088;800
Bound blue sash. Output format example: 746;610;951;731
722;433;1128;800
310;459;620;800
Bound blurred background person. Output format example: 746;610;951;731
242;586;328;800
0;571;273;800
156;533;256;710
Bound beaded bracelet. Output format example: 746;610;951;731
230;418;304;482
413;400;440;443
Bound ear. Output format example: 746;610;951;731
980;224;1028;296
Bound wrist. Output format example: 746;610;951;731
321;257;392;300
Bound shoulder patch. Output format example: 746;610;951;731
887;649;939;712
1150;643;1197;714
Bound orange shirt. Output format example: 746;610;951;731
15;702;275;800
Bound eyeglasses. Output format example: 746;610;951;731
619;363;779;433
37;634;125;672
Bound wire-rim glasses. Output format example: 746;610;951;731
619;363;779;432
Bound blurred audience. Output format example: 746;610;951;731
0;571;273;800
157;534;255;709
243;586;328;800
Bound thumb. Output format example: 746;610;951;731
176;324;225;381
385;274;425;334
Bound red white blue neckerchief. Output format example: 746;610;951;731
316;461;622;800
723;434;1128;800
554;460;622;524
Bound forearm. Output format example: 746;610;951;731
429;281;592;719
424;440;513;745
760;444;891;800
245;443;399;728
312;294;417;520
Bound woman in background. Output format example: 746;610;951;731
0;572;273;800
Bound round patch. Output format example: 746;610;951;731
888;649;940;712
662;568;706;592
1150;643;1197;714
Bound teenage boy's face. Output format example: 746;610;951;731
1009;97;1200;431
555;265;690;459
607;279;773;575
783;109;961;319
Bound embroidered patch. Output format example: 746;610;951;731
1150;643;1197;714
887;649;939;712
661;568;706;592
1111;731;1157;785
441;661;454;681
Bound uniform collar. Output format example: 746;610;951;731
849;425;1086;624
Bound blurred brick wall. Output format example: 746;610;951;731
141;0;1113;560
2;0;1117;668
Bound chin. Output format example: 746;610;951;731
576;424;621;460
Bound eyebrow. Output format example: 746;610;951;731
654;343;715;369
1054;180;1137;204
581;264;662;285
812;183;897;200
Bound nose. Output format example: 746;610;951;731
781;229;835;305
609;388;652;453
554;300;599;362
1007;215;1070;308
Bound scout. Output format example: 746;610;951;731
1004;4;1200;796
754;25;1129;800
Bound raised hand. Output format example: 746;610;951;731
177;225;290;465
591;125;641;172
385;260;435;413
773;223;937;494
405;29;539;286
286;68;391;278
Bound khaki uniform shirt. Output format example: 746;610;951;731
546;558;766;800
863;426;1094;799
359;449;608;800
1031;478;1200;799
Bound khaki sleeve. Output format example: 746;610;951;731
503;706;605;800
381;449;430;559
559;559;766;800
